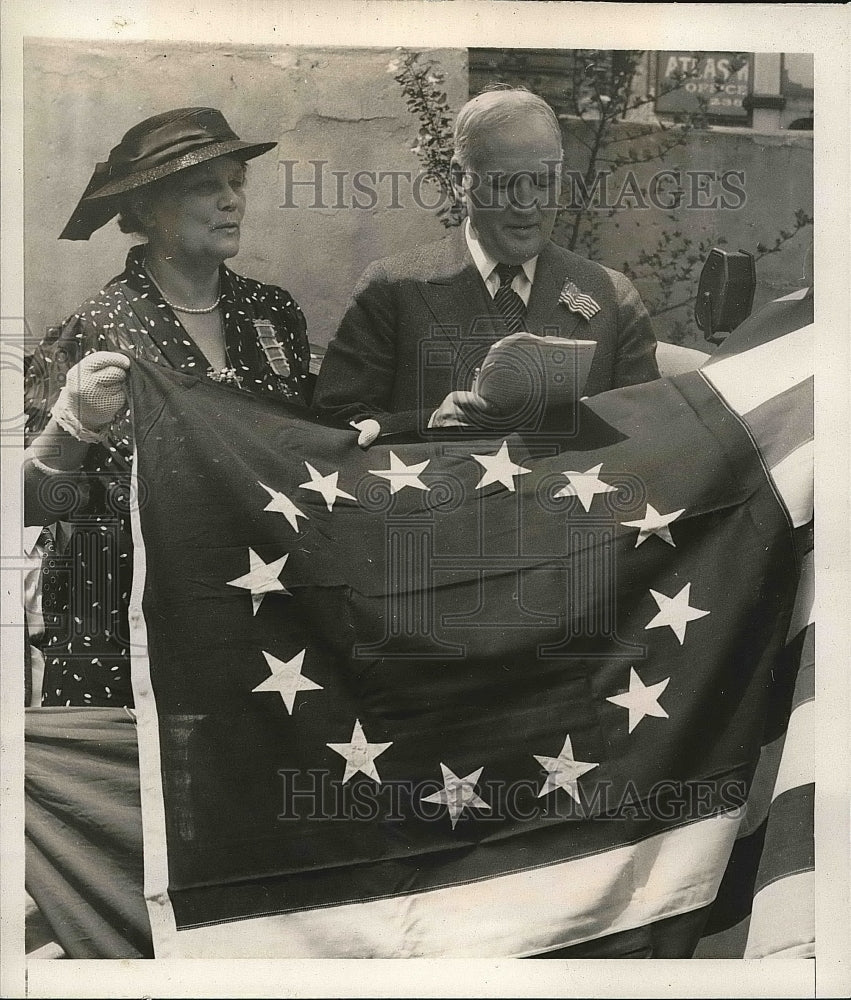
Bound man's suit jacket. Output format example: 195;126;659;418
313;231;659;435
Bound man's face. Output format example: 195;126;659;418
459;116;562;265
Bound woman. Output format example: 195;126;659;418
24;107;311;708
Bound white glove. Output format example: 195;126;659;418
349;418;381;449
51;351;131;442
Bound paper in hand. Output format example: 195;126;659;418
471;332;597;423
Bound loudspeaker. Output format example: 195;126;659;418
695;248;756;344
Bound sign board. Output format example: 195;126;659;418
656;52;752;122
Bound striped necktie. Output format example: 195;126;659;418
493;262;527;333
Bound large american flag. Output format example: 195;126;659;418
125;292;813;958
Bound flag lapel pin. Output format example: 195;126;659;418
559;280;600;321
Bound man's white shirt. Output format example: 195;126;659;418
464;219;537;306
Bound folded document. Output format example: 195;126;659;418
471;332;597;424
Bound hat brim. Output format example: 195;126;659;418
85;139;277;200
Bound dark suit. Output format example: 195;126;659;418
313;231;659;435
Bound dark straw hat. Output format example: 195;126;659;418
60;107;277;240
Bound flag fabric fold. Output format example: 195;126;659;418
123;292;813;958
24;707;152;958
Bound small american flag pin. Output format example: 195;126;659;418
559;281;600;321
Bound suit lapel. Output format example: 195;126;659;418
416;234;596;342
416;231;503;342
525;241;585;338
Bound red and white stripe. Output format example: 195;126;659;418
559;281;600;320
701;323;814;528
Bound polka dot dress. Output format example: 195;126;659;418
25;245;311;707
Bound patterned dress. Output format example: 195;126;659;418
24;245;310;707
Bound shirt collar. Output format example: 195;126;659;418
464;219;538;286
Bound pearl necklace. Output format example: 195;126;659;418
145;265;222;314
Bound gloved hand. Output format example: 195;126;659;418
51;351;131;442
349;418;381;449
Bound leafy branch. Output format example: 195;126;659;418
390;51;465;227
556;50;717;252
624;209;814;325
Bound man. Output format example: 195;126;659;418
313;88;659;444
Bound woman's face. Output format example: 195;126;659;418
141;155;247;264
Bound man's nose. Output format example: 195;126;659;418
505;175;539;212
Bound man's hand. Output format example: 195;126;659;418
428;390;496;429
349;418;381;448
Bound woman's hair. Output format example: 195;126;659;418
453;86;563;171
116;156;249;237
116;195;151;237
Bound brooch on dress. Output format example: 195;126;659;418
559;280;600;321
206;367;244;388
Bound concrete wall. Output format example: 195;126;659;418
23;40;467;350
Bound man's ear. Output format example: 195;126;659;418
449;156;466;203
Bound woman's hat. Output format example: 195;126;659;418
60;107;277;240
